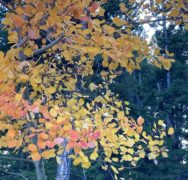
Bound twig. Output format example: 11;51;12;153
136;16;182;24
107;169;115;180
0;155;33;162
0;0;15;13
33;33;64;56
133;0;146;16
83;168;87;180
0;168;28;180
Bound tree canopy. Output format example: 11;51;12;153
0;0;187;179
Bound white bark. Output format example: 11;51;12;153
56;139;72;180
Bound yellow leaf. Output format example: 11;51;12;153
49;108;58;117
122;154;133;161
56;156;61;164
82;161;91;169
139;151;145;158
0;51;4;59
113;17;125;26
73;157;82;166
125;101;129;105
102;59;109;67
168;127;174;135
158;120;164;126
119;3;127;12
19;74;29;82
64;78;77;91
99;8;105;16
158;56;175;70
8;31;18;43
46;87;56;94
162;151;168;158
23;48;33;56
45;122;53;129
41;149;56;159
82;156;89;163
112;158;118;162
102;165;108;170
90;151;98;160
148;152;157;160
109;62;119;70
89;83;97;91
15;94;22;101
57;149;64;155
117;111;124;120
78;98;84;106
82;46;101;53
111;165;119;174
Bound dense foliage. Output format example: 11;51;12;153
0;0;187;179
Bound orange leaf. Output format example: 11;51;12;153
88;2;99;13
38;132;48;140
12;15;25;28
31;152;41;161
7;129;16;139
28;144;37;152
7;139;18;148
37;140;46;149
46;140;55;148
136;126;143;134
137;116;144;126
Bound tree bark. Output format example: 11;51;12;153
56;139;72;180
33;160;47;180
28;119;47;180
162;15;178;147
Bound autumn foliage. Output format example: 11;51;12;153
0;0;185;177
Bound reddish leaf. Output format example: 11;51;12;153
88;2;99;13
12;15;25;28
70;131;79;141
87;142;95;148
28;29;39;40
46;140;55;148
54;137;64;145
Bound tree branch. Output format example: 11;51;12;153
0;155;33;162
136;16;182;25
133;0;146;16
0;168;28;180
33;33;64;56
0;0;15;13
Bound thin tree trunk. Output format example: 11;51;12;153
33;160;47;180
156;82;161;92
162;15;177;145
28;118;47;180
55;11;90;179
56;139;72;180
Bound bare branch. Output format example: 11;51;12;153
0;168;28;180
0;0;15;13
33;33;64;56
0;155;33;162
133;0;146;16
136;16;182;25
